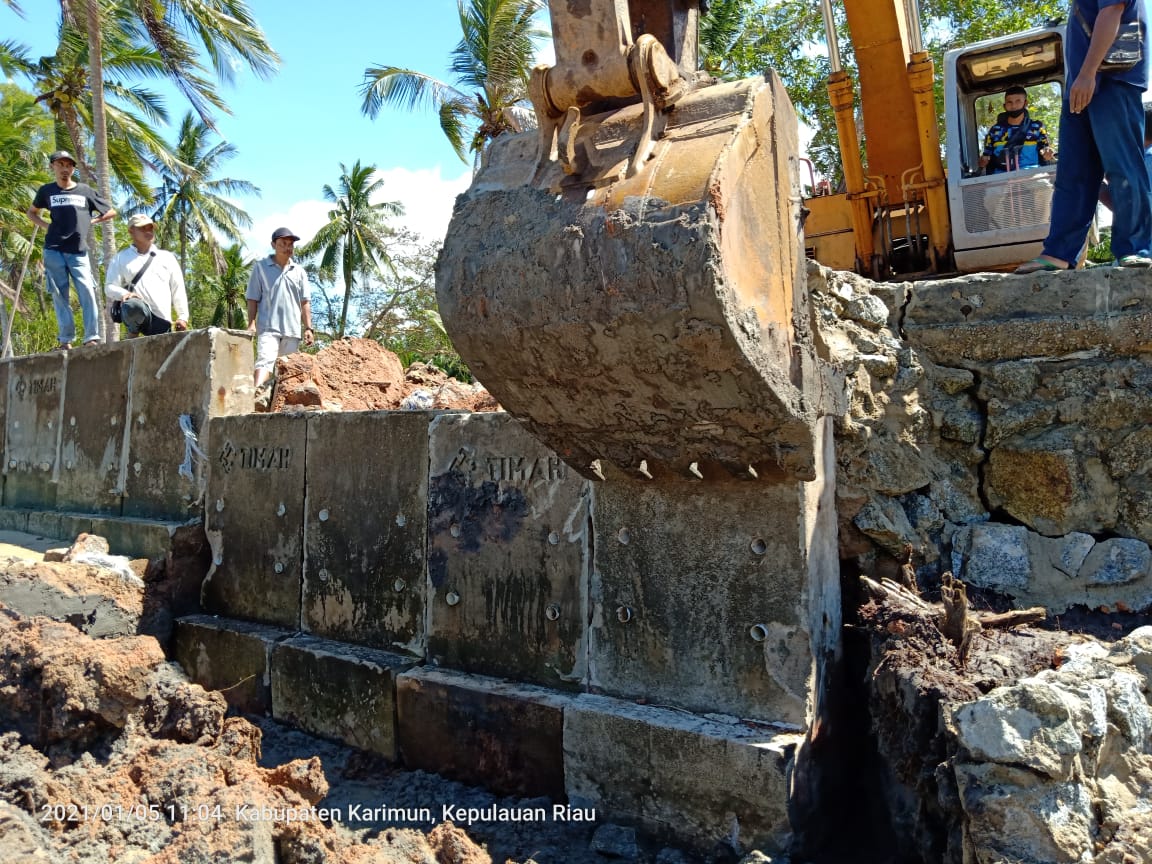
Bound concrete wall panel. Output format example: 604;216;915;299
174;615;290;715
303;411;429;655
589;475;817;724
270;635;416;760
57;342;130;513
396;666;569;798
4;354;64;509
202;413;307;627
123;330;252;520
426;412;590;688
564;694;798;855
0;362;7;504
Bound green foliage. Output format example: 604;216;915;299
8;298;64;356
296;160;403;339
0;82;52;353
701;0;1065;183
1086;226;1112;264
185;240;250;328
356;228;470;380
133;111;258;272
361;0;545;162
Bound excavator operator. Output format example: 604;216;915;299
979;86;1056;173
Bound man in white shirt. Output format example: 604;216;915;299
105;214;189;336
246;226;314;387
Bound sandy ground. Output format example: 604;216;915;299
0;528;64;560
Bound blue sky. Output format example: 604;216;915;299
2;0;547;252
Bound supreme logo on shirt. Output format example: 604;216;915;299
49;194;87;208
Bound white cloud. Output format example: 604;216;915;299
242;164;472;258
373;164;473;242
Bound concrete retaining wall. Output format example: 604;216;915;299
199;409;839;726
184;407;839;855
0;330;252;548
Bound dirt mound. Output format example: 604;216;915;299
0;610;493;864
272;338;405;411
268;339;500;414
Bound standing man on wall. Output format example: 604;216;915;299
26;150;117;349
105;214;189;337
1016;0;1152;273
246;227;314;388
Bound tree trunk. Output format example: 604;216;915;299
338;236;354;339
84;0;119;343
180;217;187;274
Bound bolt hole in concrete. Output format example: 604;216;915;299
318;569;329;582
617;528;630;545
545;604;561;621
749;623;769;642
446;591;461;607
450;523;461;538
274;562;284;574
548;531;560;545
393;578;405;593
751;538;767;555
277;502;286;517
215;499;224;512
616;606;633;623
395;513;407;527
318;509;329;522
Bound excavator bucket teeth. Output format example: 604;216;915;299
437;71;835;481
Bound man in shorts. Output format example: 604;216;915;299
246;226;314;388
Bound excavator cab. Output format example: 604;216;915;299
803;0;1067;279
944;26;1066;272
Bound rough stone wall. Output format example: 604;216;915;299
948;627;1152;864
810;261;1152;614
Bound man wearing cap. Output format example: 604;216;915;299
26;150;116;349
105;214;189;337
246;227;314;388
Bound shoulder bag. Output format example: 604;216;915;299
111;251;156;324
1074;2;1142;73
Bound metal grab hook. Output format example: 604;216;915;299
627;35;676;177
528;1;691;182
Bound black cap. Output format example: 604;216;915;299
271;227;300;243
49;150;77;165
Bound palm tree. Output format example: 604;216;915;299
72;0;276;340
297;161;404;340
147;112;258;273
360;0;545;163
208;243;250;328
0;83;49;356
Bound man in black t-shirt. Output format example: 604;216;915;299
26;150;116;349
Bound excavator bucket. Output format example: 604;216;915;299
436;0;832;481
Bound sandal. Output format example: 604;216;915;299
54;342;72;352
1014;257;1066;275
1118;255;1152;268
